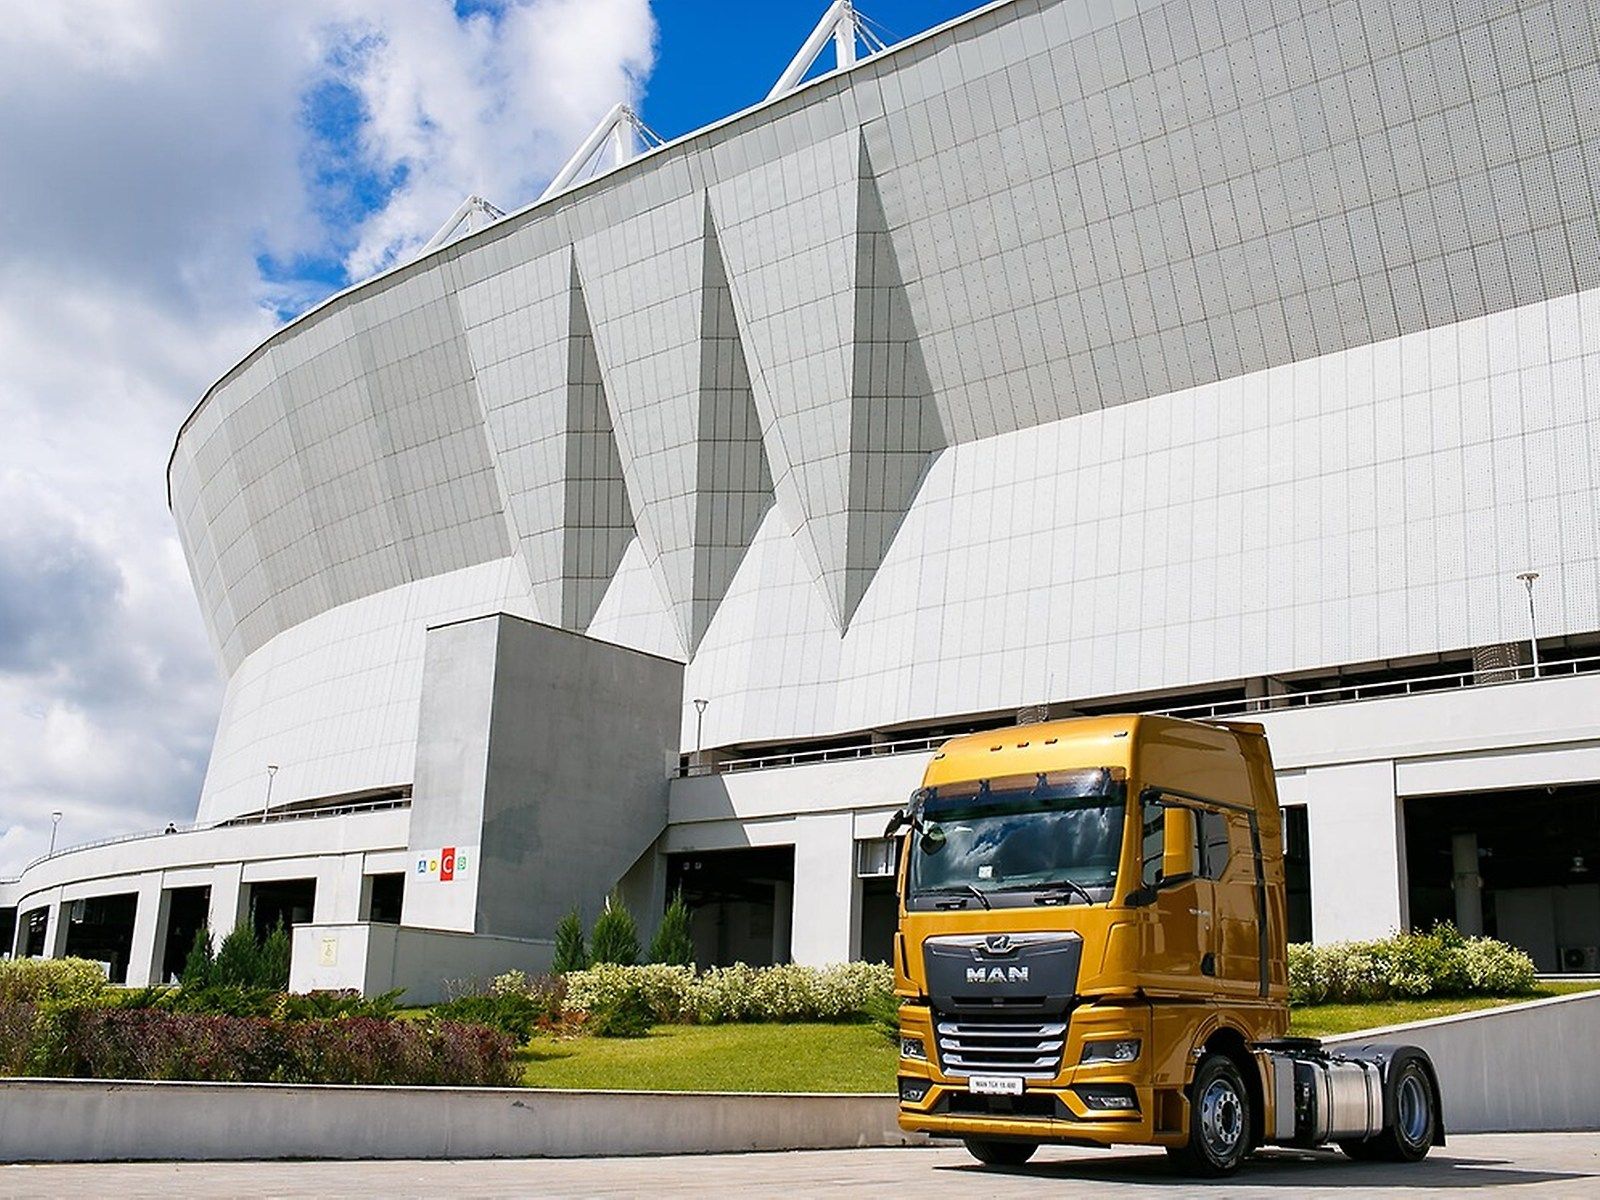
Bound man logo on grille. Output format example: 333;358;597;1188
966;965;1029;984
985;933;1013;954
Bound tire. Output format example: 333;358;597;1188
962;1137;1038;1167
1167;1053;1252;1177
1339;1058;1436;1163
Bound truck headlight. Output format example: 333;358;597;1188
1080;1038;1141;1065
900;1036;927;1060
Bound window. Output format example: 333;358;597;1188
1200;810;1231;880
1141;793;1233;887
1141;796;1202;889
855;838;900;878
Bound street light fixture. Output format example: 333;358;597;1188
48;811;62;856
692;698;710;755
263;764;279;824
1515;572;1540;679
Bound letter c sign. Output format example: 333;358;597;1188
441;847;456;882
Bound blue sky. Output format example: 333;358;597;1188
270;0;982;309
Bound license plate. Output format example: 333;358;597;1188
968;1075;1025;1095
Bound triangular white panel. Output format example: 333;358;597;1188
709;129;860;629
575;193;705;651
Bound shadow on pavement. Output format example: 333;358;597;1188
935;1147;1597;1190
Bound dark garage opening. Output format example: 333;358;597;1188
63;893;139;983
667;846;795;967
160;886;211;983
1405;784;1600;973
1283;805;1313;944
248;878;317;940
18;907;48;957
0;908;14;958
364;873;405;924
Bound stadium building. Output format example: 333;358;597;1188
6;0;1600;996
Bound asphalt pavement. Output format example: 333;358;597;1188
2;1132;1596;1198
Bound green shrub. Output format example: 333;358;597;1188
1289;926;1537;1004
551;909;589;974
565;963;694;1024
863;989;902;1046
258;921;292;991
180;927;214;989
589;895;640;967
559;961;896;1026
212;924;262;989
589;990;654;1038
0;957;108;1006
649;891;695;966
432;988;557;1042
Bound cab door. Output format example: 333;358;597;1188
1136;792;1214;994
1205;807;1266;996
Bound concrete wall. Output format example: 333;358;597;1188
404;613;683;943
1326;990;1600;1134
0;1081;913;1162
290;922;555;1005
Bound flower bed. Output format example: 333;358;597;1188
1288;927;1537;1005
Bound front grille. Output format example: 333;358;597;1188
934;1013;1066;1078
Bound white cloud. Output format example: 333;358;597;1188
0;0;658;878
332;0;656;276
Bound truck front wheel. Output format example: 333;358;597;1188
962;1137;1038;1167
1167;1053;1251;1177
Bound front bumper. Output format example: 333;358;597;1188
896;1000;1184;1148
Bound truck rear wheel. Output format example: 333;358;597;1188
962;1137;1038;1167
1167;1053;1251;1177
1339;1058;1436;1163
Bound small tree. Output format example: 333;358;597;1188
258;920;292;990
180;926;214;988
212;923;261;988
649;890;694;966
551;908;589;974
589;893;640;966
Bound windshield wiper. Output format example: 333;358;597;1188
917;884;992;910
992;880;1098;906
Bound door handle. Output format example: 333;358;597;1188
1200;952;1216;977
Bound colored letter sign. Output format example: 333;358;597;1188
441;846;456;882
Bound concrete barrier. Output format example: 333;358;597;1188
0;1080;917;1162
1325;989;1600;1133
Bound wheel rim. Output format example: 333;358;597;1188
1199;1075;1245;1161
1396;1071;1430;1145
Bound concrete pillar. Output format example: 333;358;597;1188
1303;761;1406;942
789;813;856;965
207;863;246;938
124;874;168;987
46;898;69;958
1452;831;1485;936
315;855;367;924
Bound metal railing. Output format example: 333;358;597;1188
677;654;1600;779
8;796;411;879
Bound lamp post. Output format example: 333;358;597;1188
48;811;62;856
262;764;279;823
692;698;709;755
1516;572;1540;678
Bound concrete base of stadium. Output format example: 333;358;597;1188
0;1083;917;1163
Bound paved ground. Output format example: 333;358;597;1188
2;1133;1596;1198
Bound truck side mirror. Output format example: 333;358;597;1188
883;809;907;838
1163;806;1197;884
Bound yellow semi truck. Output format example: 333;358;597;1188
887;714;1442;1176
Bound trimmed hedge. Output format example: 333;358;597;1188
1288;926;1537;1004
19;1006;518;1086
0;958;108;1006
560;961;895;1026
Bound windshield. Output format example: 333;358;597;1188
906;768;1125;909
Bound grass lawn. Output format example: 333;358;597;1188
1286;980;1597;1038
519;1021;896;1092
514;985;1597;1093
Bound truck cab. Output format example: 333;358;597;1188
890;714;1442;1175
